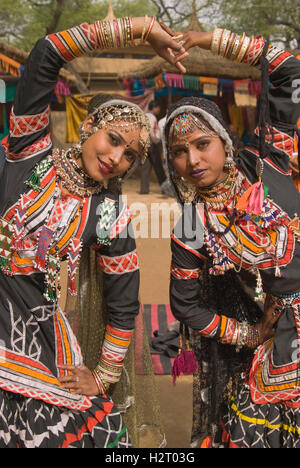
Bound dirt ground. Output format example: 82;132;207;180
122;176;193;449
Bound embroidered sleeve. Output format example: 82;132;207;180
96;203;140;331
95;325;134;386
244;39;299;163
212;30;300;168
4;22;119;162
170;234;224;337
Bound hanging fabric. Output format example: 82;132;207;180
200;77;218;96
183;75;201;91
165;73;184;89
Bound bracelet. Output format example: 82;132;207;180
94;18;134;50
229;34;242;61
144;16;155;42
234;32;246;61
92;369;108;395
211;28;223;54
219;29;231;57
141;15;149;43
235;322;260;352
225;33;237;59
237;35;252;63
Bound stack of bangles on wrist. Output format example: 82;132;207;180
211;27;258;64
93;15;156;50
92;369;109;395
141;16;156;43
219;319;260;351
94;17;134;49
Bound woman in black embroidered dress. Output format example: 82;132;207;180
162;25;300;447
0;17;187;448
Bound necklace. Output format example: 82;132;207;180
197;167;242;211
51;148;103;198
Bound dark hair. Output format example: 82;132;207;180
88;93;114;115
148;100;160;111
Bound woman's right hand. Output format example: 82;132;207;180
160;23;213;52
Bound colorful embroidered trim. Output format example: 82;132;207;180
46;23;99;62
95;325;134;385
9;106;50;138
2;133;52;162
171;263;201;280
96;198;117;246
98;250;139;275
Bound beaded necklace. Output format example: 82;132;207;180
51;148;103;198
197;168;286;301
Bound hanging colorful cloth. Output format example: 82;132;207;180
233;80;256;106
154;73;165;90
183;75;201;91
200;77;218;96
165;73;184;89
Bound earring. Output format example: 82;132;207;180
224;147;235;169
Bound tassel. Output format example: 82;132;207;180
236;181;267;216
172;324;198;385
248;181;265;215
172;349;198;385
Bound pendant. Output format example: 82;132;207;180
233;241;243;255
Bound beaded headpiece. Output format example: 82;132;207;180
169;112;218;143
81;99;151;163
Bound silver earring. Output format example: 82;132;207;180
224;148;235;169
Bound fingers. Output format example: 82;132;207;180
160;22;177;37
161;48;187;74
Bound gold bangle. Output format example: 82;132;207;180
211;28;223;54
141;15;148;43
118;18;125;48
92;370;105;394
144;16;155;42
219;29;231;57
109;20;117;48
230;34;242;61
233;32;246;61
237;35;251;63
225;33;237;59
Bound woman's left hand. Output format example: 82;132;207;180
58;364;100;396
147;21;189;73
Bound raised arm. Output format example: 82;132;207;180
167;26;300;172
4;18;187;162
